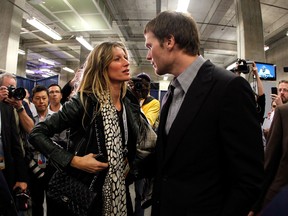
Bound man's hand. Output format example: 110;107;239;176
271;93;283;106
13;182;28;191
0;86;9;101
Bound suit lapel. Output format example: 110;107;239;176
161;61;215;165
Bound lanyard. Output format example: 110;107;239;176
122;103;128;156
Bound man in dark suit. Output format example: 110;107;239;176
143;11;264;216
249;103;288;215
0;85;28;200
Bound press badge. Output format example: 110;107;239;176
36;152;46;168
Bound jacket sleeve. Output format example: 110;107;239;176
28;95;84;169
219;76;264;215
9;107;28;183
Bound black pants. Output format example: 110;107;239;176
29;164;61;216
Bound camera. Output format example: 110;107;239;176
28;158;45;178
232;59;253;74
131;77;143;91
7;85;26;100
14;187;30;211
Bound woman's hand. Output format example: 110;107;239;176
70;153;109;173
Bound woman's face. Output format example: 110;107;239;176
107;46;130;83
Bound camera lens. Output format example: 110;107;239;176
8;86;26;100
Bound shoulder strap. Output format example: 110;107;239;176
142;96;155;106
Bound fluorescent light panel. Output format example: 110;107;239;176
176;0;190;12
63;67;74;73
18;49;26;55
27;17;62;40
39;58;55;66
26;69;34;74
76;36;93;51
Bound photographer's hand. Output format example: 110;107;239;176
271;93;283;106
4;97;22;109
0;86;9;101
13;181;28;191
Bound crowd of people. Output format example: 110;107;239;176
0;10;287;216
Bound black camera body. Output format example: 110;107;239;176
14;187;30;211
233;58;253;74
131;77;143;91
7;85;26;100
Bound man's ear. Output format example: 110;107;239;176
165;35;175;50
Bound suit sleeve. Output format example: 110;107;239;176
9;107;28;183
219;76;264;215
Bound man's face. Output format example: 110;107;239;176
2;77;16;87
48;85;62;105
278;82;288;104
144;31;170;76
32;91;49;113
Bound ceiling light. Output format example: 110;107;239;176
176;0;190;12
18;49;26;55
286;31;288;36
27;17;62;40
63;67;74;73
76;36;93;51
264;45;269;51
39;58;55;65
26;69;34;74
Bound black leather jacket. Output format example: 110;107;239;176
28;91;141;172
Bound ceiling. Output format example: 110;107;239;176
15;0;288;81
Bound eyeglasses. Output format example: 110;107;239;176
279;88;288;93
49;90;61;94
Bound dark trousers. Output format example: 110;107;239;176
134;179;145;216
29;164;57;216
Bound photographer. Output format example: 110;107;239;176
0;76;29;212
233;60;266;124
130;73;160;130
129;73;160;216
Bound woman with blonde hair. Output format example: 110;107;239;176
29;41;141;216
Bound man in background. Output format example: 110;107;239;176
271;80;288;106
129;73;160;216
48;83;68;149
136;72;160;130
0;80;28;211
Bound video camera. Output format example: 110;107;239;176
232;58;253;74
14;187;30;211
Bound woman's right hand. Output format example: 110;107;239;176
70;153;109;173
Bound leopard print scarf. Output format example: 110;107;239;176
99;93;127;216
